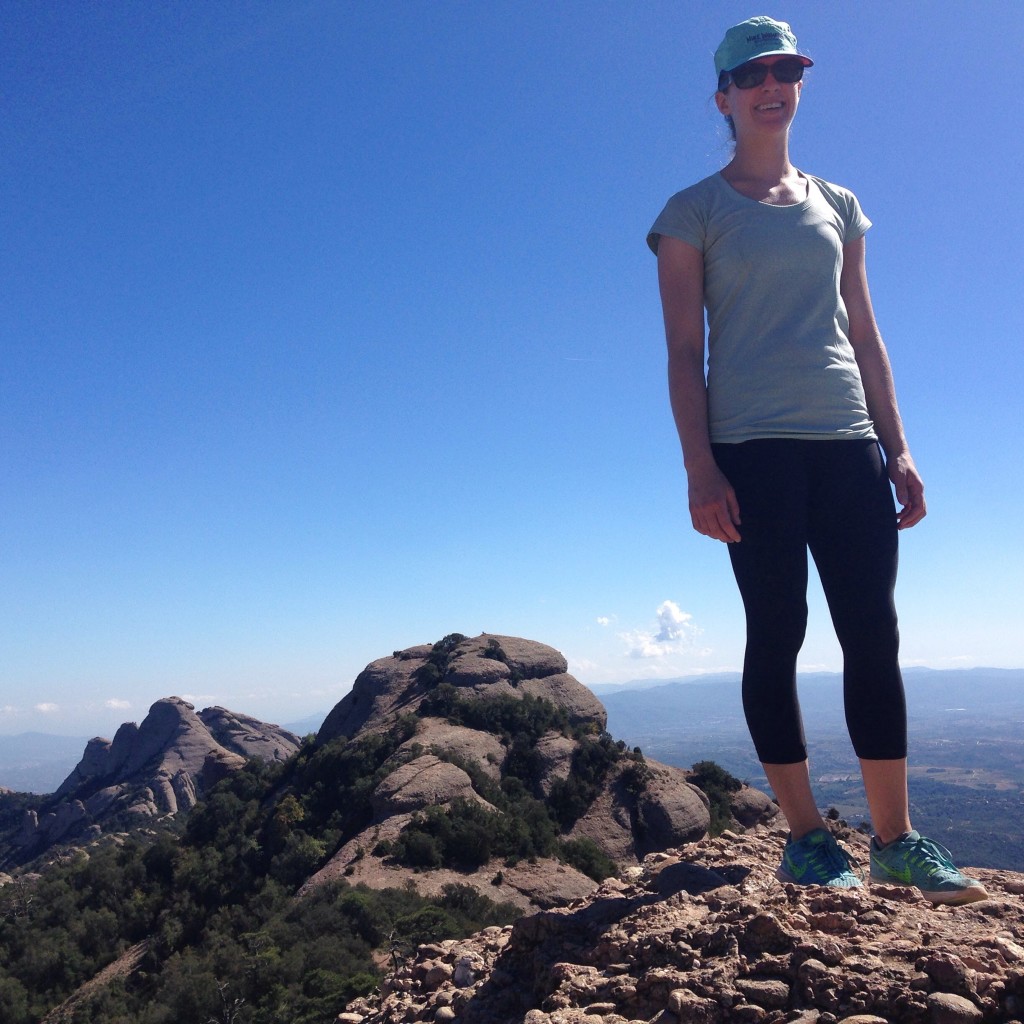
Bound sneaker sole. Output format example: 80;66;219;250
777;865;863;888
869;872;989;905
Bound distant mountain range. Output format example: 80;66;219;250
600;666;1024;773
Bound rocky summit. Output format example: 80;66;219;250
344;823;1024;1024
300;634;778;911
316;633;608;743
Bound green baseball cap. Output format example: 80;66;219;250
713;15;813;76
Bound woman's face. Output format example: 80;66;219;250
715;54;803;140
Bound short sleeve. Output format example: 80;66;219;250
843;190;871;244
810;177;872;244
647;188;706;255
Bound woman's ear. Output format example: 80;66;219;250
714;89;731;117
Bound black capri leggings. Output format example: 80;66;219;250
711;438;907;764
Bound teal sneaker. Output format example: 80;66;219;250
776;828;863;888
869;831;989;906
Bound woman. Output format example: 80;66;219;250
648;16;986;904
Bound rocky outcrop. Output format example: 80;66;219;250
53;698;246;801
301;635;777;912
370;754;486;819
316;634;607;744
344;823;1024;1024
6;697;301;865
197;705;303;761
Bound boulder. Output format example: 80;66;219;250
730;784;781;828
635;764;713;852
534;731;576;794
370;755;483;820
399;719;506;781
566;761;711;866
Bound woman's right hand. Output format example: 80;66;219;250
687;461;742;543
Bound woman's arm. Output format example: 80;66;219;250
840;234;926;529
657;235;741;542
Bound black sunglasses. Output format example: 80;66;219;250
720;58;806;91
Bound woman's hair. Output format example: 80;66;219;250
715;72;737;142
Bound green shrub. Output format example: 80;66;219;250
548;734;625;827
420;685;571;743
414;633;468;688
621;755;654;795
689;760;742;836
558;836;618;882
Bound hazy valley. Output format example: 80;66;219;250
599;666;1024;871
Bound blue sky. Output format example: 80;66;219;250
2;1;1022;737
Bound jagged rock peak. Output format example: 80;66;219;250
55;697;301;797
10;697;302;866
317;633;607;745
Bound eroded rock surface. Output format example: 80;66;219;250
344;824;1024;1024
301;634;776;913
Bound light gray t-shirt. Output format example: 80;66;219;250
648;171;876;444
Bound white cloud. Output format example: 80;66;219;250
105;699;131;710
34;702;60;714
596;616;611;627
621;600;701;659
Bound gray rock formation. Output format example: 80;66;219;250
370;754;487;819
316;634;607;744
344;823;1024;1024
2;632;778;919
198;705;303;762
302;634;777;912
8;697;301;864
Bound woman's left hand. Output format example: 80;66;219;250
888;451;926;529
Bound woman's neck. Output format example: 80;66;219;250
722;135;806;205
725;134;796;186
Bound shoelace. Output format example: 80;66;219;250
902;837;962;879
807;838;864;882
